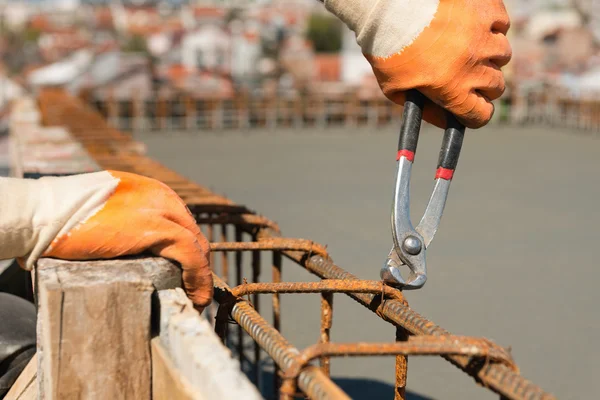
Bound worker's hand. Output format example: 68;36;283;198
0;171;212;310
325;0;512;129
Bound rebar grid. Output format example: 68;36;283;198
37;89;557;400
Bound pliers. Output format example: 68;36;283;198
381;91;466;289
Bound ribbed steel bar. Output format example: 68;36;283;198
283;336;516;383
234;227;246;370
272;251;283;396
231;280;404;302
395;327;409;400
285;253;557;400
206;218;215;275
251;235;262;386
210;239;328;257
205;215;218;327
320;293;333;377
221;224;229;285
196;214;280;230
213;274;350;400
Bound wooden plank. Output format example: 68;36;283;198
4;355;37;400
156;289;262;400
36;257;181;400
8;98;100;178
11;125;100;177
151;339;197;400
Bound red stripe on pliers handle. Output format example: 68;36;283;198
435;167;454;180
397;150;415;162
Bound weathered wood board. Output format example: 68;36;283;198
35;257;181;400
4;355;37;400
151;339;198;400
8;97;100;178
156;288;262;400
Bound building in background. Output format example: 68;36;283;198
1;0;600;125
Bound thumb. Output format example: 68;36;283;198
151;223;213;308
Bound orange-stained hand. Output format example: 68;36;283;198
325;0;512;129
41;171;213;309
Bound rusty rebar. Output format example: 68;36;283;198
395;327;409;400
212;274;350;400
207;219;215;271
272;251;282;396
320;293;333;377
196;214;280;231
282;336;516;385
179;195;232;206
234;227;245;370
206;217;217;326
230;280;405;302
294;254;555;400
210;239;328;257
251;237;262;386
221;224;229;284
189;203;253;215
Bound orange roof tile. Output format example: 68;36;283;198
193;7;226;19
315;54;341;82
95;8;114;29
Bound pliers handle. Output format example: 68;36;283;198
381;90;466;289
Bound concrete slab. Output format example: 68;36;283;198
138;125;599;400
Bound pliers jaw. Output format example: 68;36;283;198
381;245;427;289
381;90;465;290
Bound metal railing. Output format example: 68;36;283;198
85;87;600;134
511;88;600;132
85;91;404;132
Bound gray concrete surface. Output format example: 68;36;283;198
137;125;600;400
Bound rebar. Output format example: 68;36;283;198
230;280;404;302
213;274;350;400
320;293;333;377
395;327;409;400
210;239;328;257
37;89;557;400
272;251;283;396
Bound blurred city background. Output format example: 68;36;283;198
1;0;600;132
1;1;599;400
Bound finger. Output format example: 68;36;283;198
108;170;201;236
388;89;449;129
455;91;494;129
435;64;501;129
422;101;447;129
192;232;211;315
151;222;213;308
164;202;202;236
131;175;200;234
473;66;506;103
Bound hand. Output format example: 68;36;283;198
325;0;512;128
0;171;212;309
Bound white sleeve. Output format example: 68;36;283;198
323;0;439;58
0;172;119;270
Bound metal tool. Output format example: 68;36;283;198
381;90;466;289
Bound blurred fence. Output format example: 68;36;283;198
85;91;403;132
84;89;600;133
511;89;600;133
